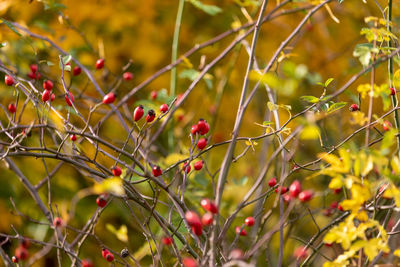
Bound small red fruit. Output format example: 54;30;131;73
197;138;207;150
103;92;116;104
82;259;93;267
330;201;338;209
123;72;133;81
8;103;16;113
294;246;308;260
194;160;203;171
333;187;342;194
298;190;313;202
43;80;53;91
112;166;122;176
191;224;202;236
162;237;173;245
182;162;191;173
183;257;198;267
229;249;244;260
65;92;75;106
70;134;77;142
390;87;396;96
12;256;18;263
191;124;199;135
268;177;277;187
28;72;41;80
105;253;114;262
185;211;201;227
96;194;107;208
50;93;55;102
197;119;210;135
21;238;30;249
101;248;110;258
349;104;359;112
134;105;144;121
201;212;213;226
15;247;28;260
289;180;302;198
73;66;82;76
275;186;288;194
5;75;14;86
235;226;247;236
200;198;218;214
324;242;332;247
160;104;169;113
146;109;156;123
150;91;157;100
383;120;392;131
338;205;344;211
283;194;292;204
53;217;63;227
42;90;51;102
30;64;38;73
244;216;255;227
96;58;105;69
152;165;162;177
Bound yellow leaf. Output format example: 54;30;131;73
394;249;400;257
361;155;373;176
93;177;125;196
106;224;128;243
163;153;188;166
300;125;320;140
329;177;343;190
391;157;400;175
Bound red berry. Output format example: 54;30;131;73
191;224;202;236
53;217;63;227
183;257;198;267
96;58;105;69
8;103;16;113
102;248;110;258
152;165;162;177
43;80;53;91
333;188;342;194
294;246;308;260
30;64;38;73
197;138;207;150
42;90;51;102
323;208;333;217
112;166;122;176
96;195;107;208
235;226;247;236
12;256;18;263
105;253;114;262
275;186;287;194
283;194;292;204
289;180;302;198
65;92;75;106
82;259;93;267
390;87;396;96
229;249;244;260
324;242;332;247
15;247;28;260
185;211;201;227
197;119;210;135
50;93;55;102
162;237;173;245
5;75;14;86
182;162;191;173
338;205;344;211
200;198;218;214
201;212;213;226
73;66;82;76
383;120;392;131
298;190;313;202
194;161;203;171
160;104;169;113
134;105;144;121
150;91;157;100
103;92;116;104
349;103;359;112
28;72;41;80
268;177;277;187
123;72;133;81
191;124;199;135
146;109;156;123
21;238;30;249
70;134;77;142
330;201;338;209
244;216;255;227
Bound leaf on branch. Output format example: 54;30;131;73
300;125;320;140
327;102;347;114
93;177;125;196
106;224;128;243
0;18;22;36
300;95;319;103
188;0;222;16
353;43;373;67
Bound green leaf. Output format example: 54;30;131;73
179;69;213;88
325;78;334;87
353;43;373;67
188;0;222;16
301;95;319;103
1;18;21;37
327;102;347;114
59;55;72;71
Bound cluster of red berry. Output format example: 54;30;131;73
268;178;313;203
